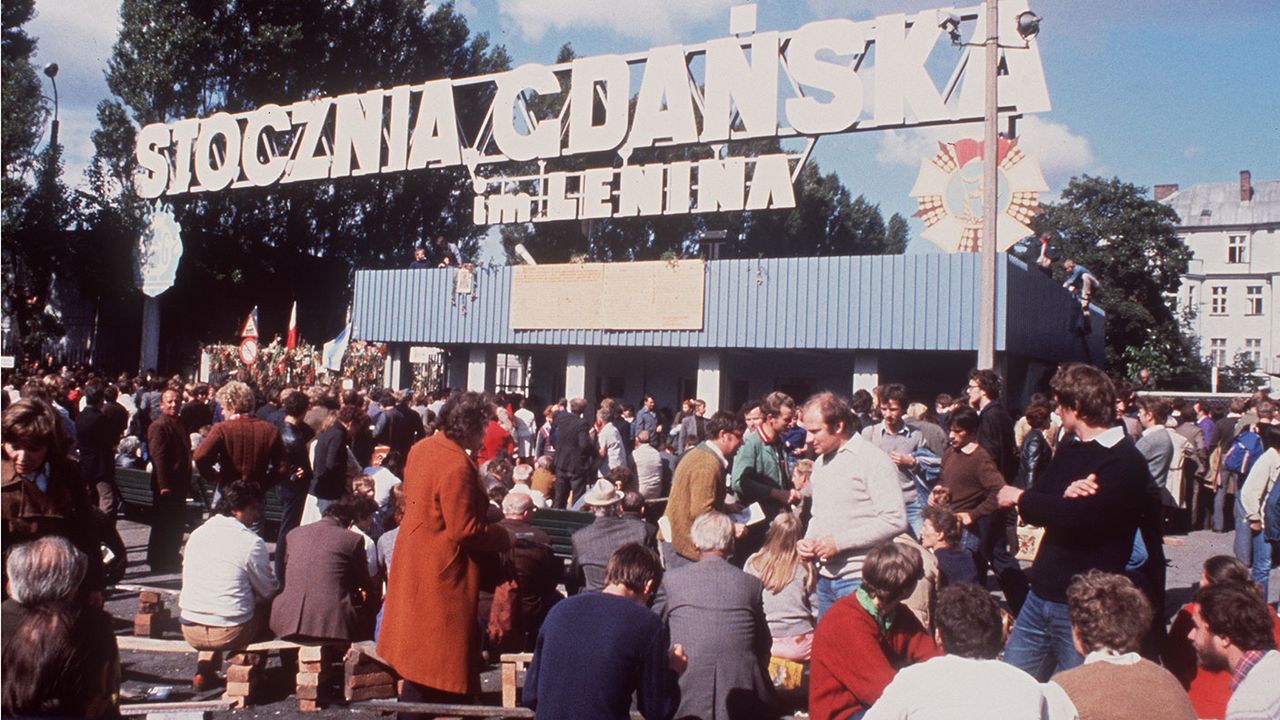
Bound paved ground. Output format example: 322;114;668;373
107;516;1278;718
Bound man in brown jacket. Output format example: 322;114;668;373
660;411;746;569
269;499;375;642
378;391;512;705
938;405;1027;615
193;381;287;500
146;388;191;572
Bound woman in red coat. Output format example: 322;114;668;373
377;392;512;703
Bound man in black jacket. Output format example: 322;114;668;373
313;405;358;508
966;369;1018;482
76;382;119;520
552;398;594;508
276;390;314;579
146;388;191;572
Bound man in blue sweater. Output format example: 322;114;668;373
524;542;684;720
997;363;1158;681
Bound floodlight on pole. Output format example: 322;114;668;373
43;62;60;147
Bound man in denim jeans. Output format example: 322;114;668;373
996;364;1156;681
798;392;907;620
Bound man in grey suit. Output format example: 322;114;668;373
656;511;776;720
1135;397;1175;490
571;479;654;593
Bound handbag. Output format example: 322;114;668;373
1014;514;1045;563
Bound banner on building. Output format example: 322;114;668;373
510;260;705;330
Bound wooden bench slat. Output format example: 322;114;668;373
116;635;304;653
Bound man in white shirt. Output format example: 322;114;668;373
632;430;666;500
866;583;1047;719
596;408;625;477
514;398;538;460
798;392;907;618
179;480;278;689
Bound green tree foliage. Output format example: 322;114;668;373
1032;175;1198;385
91;0;510;355
2;0;75;361
1218;351;1267;394
1;0;44;210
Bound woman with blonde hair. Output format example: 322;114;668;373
744;511;817;702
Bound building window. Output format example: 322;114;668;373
1227;235;1248;263
1210;286;1228;315
1209;338;1227;366
1246;286;1264;315
1244;338;1262;365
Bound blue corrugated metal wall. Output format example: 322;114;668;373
352;253;1095;355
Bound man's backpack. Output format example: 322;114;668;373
1224;429;1263;476
1264;471;1280;543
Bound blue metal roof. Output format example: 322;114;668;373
351;253;1103;358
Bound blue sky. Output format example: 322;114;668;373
27;1;1280;257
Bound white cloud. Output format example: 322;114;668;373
875;115;1095;190
499;0;738;44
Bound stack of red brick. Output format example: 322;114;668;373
133;591;169;637
343;646;399;703
223;651;266;708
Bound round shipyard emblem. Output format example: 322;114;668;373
909;137;1047;253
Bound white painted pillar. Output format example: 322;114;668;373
852;353;879;393
565;348;588;400
467;346;488;392
696;351;722;414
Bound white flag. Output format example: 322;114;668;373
322;324;351;372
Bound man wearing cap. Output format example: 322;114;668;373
570;479;653;593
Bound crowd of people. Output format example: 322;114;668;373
1;362;1278;719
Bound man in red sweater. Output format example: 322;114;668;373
809;542;938;720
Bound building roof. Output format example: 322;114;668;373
1163;179;1280;228
351;253;1103;363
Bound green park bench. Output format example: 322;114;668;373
528;507;593;562
114;467;283;528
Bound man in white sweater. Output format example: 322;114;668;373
179;481;278;688
797;392;907;618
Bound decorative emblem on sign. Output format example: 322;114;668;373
909;137;1047;253
136;207;183;297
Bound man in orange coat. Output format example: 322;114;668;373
378;391;513;705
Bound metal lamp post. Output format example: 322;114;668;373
976;4;1040;370
44;63;59;147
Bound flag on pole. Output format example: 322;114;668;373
240;306;260;338
286;301;298;350
322;324;351;372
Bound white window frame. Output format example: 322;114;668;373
1227;235;1248;264
1244;338;1262;365
1209;338;1227;367
1210;286;1228;316
1245;286;1263;316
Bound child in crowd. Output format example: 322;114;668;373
919;504;979;588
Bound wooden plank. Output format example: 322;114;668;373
353;701;535;718
116;636;302;653
501;662;517;709
118;700;230;716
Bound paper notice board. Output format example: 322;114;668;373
510;260;704;330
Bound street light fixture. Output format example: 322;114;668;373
938;4;1043;370
43;62;60;147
